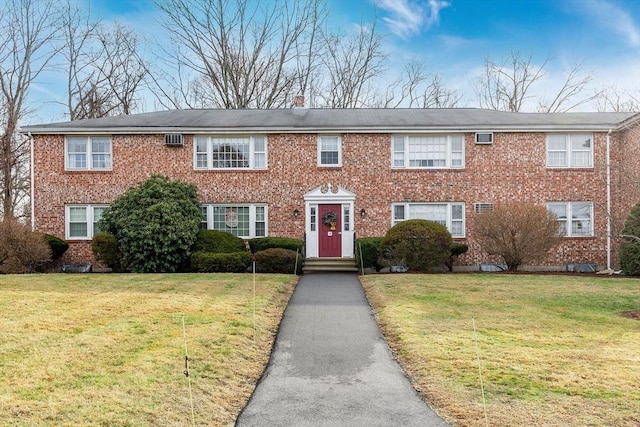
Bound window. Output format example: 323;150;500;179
65;205;108;239
392;202;465;237
310;207;317;232
547;202;593;237
318;136;341;166
65;136;112;170
392;135;464;169
546;134;593;168
194;135;267;170
201;204;267;238
343;206;350;231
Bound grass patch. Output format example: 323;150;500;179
0;273;297;426
360;274;640;426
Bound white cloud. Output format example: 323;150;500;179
376;0;451;38
579;0;640;47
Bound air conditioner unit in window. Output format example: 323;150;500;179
475;133;493;144
474;203;494;214
165;134;184;146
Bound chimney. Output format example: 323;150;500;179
293;95;305;108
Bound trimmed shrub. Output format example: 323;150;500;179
100;175;202;273
248;237;303;254
445;242;469;271
190;251;250;273
194;230;246;254
92;232;124;272
0;220;51;274
356;237;384;271
621;203;640;240
620;202;640;275
379;219;453;272
42;234;69;260
254;248;303;274
620;242;640;276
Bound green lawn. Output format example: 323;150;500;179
0;273;297;426
360;273;640;427
3;272;638;426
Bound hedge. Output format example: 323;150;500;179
356;237;384;271
254;248;303;274
190;251;251;273
248;237;303;254
194;230;246;253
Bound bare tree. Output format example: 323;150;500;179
154;0;325;109
537;62;600;113
95;24;147;115
473;50;547;112
317;20;387;108
60;0;100;120
62;18;148;120
382;60;461;108
0;0;59;220
595;86;640;112
474;51;601;113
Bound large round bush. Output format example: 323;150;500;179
379;219;453;271
100;175;202;273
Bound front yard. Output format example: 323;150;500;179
360;273;640;426
0;273;296;426
1;272;638;426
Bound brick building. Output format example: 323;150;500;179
21;108;640;270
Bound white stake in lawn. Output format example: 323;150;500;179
473;318;489;427
253;260;257;332
182;315;196;427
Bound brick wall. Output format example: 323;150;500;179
33;127;640;269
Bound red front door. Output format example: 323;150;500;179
318;204;342;257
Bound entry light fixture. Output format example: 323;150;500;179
293;209;300;218
360;208;366;218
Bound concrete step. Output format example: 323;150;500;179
303;257;359;273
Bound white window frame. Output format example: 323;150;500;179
317;135;342;167
194;135;267;170
65;136;112;171
200;204;268;238
392;134;464;169
65;204;109;240
392;202;466;237
546;133;593;168
546;201;594;237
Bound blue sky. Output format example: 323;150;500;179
44;0;640;116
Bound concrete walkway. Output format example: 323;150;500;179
235;273;449;427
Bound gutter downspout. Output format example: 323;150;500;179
606;128;612;271
29;132;35;231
